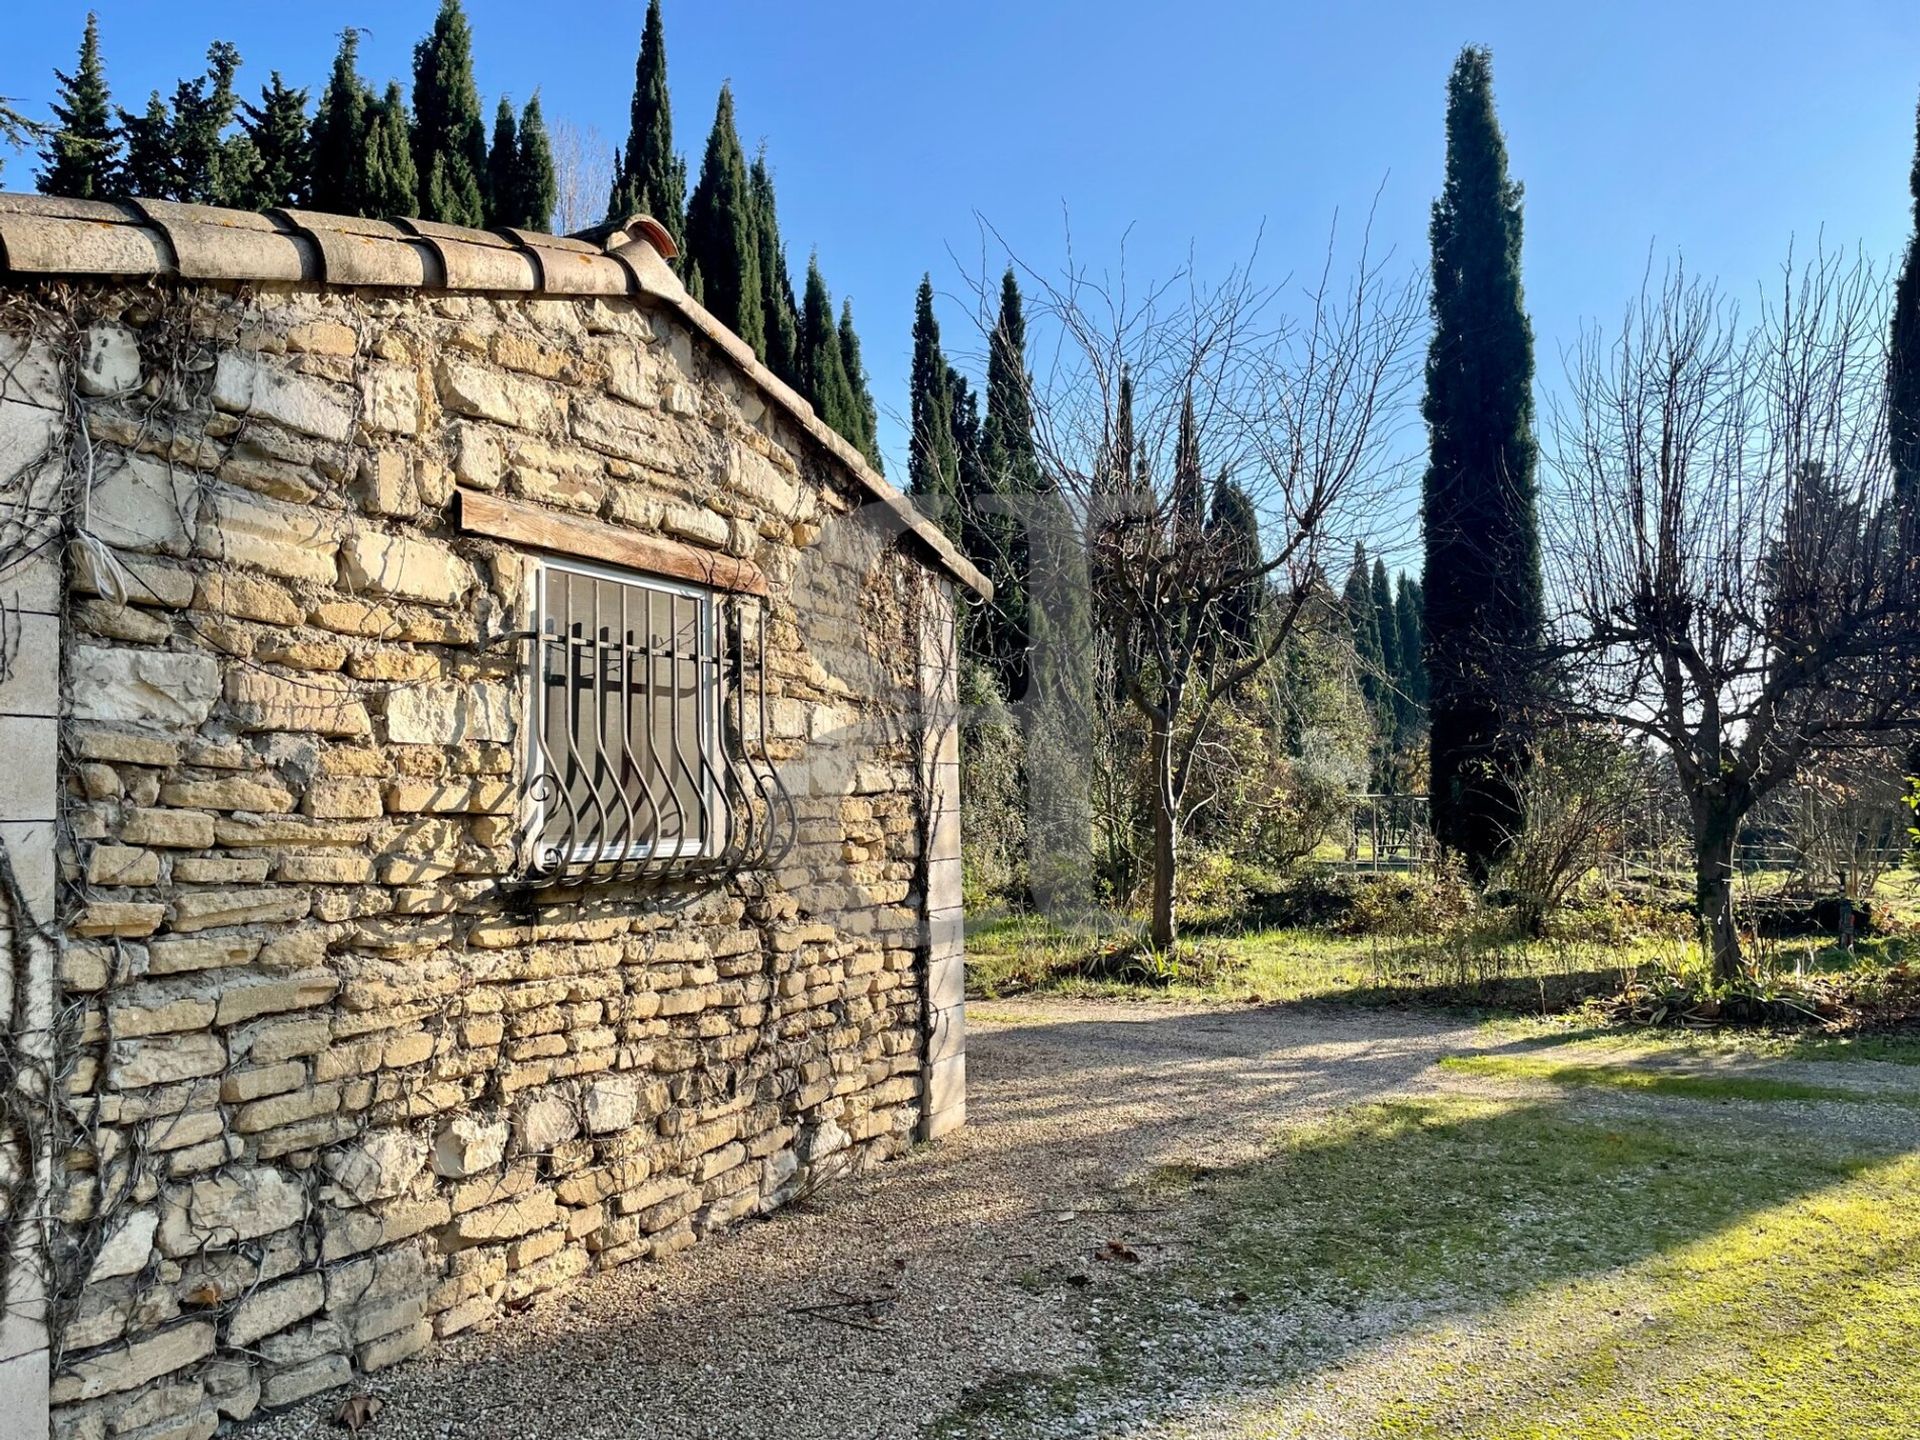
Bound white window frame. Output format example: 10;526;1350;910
524;554;725;869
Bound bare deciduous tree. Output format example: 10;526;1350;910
1547;253;1920;982
547;117;613;236
995;223;1423;948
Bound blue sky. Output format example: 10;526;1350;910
7;1;1920;566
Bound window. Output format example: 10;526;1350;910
519;557;791;884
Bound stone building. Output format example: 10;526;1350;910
0;192;981;1440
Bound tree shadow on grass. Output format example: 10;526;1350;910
933;1075;1920;1438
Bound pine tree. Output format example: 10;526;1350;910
796;256;858;441
309;31;370;214
511;95;557;232
908;275;960;539
359;84;419;220
1421;46;1544;880
116;92;174;200
170;42;247;207
1893;92;1920;516
410;0;487;225
683;86;764;355
40;13;119;199
749;154;800;386
238;73;310;209
839;298;882;471
608;0;687;247
486;98;518;227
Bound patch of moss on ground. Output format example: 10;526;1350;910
1438;1053;1920;1106
932;1079;1920;1438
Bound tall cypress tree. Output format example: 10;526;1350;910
171;42;246;206
609;0;687;247
1210;475;1264;653
909;275;960;538
1371;559;1400;704
1893;93;1920;516
309;31;369;214
750;154;800;386
797;256;858;442
838;298;882;472
486;98;518;227
238;73;310;209
1421;46;1544;880
683;86;764;355
978;268;1041;695
1395;575;1429;720
1344;542;1384;702
411;0;487;225
359;83;419;220
1172;387;1206;536
40;12;119;199
512;95;557;232
116;92;174;200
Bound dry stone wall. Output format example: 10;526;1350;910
0;276;964;1440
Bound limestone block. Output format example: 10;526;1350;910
357;1319;431;1373
0;333;62;409
195;488;340;584
324;1130;428;1204
156;778;295;813
48;1321;214;1405
258;1354;350;1410
157;1169;307;1256
69;647;218;730
108;1033;225;1090
452;425;503;489
84;844;159;887
202;1357;260;1421
512;1093;580;1153
0;612;58;720
431;1115;507;1178
434;359;558;431
121;808;216;849
442;1190;560;1247
211;968;337;1025
191;571;303;626
84;1208;158;1283
89;453;196;557
583;1077;638;1135
361;365;421;436
78;323;141;398
146;934;261;975
226;1273;325;1349
0;1349;48;1440
171;889;312;937
107;982;217;1037
224;669;370;738
338;531;474;606
384;682;514;745
211;352;352;443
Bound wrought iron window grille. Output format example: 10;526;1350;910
507;557;794;887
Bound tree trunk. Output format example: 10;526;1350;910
1148;714;1178;951
1692;800;1742;986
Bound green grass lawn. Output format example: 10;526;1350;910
934;1038;1920;1438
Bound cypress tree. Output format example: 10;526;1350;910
908;275;960;538
39;12;118;199
978;268;1041;694
838;298;882;472
1395;575;1429;718
486;98;518;227
411;0;487;225
512;95;557;232
170;42;246;206
1371;559;1400;704
796;256;858;441
1172;387;1205;537
1421;46;1544;880
683;87;764;356
1344;542;1384;703
309;31;369;214
116;93;174;201
1893;92;1920;516
359;84;419;220
750;154;800;386
238;73;310;209
609;0;687;247
1209;474;1264;653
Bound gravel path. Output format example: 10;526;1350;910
249;1000;1478;1440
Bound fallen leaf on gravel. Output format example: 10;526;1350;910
333;1393;382;1433
1097;1240;1141;1263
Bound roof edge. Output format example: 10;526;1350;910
0;191;989;603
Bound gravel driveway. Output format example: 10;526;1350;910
251;1000;1476;1440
